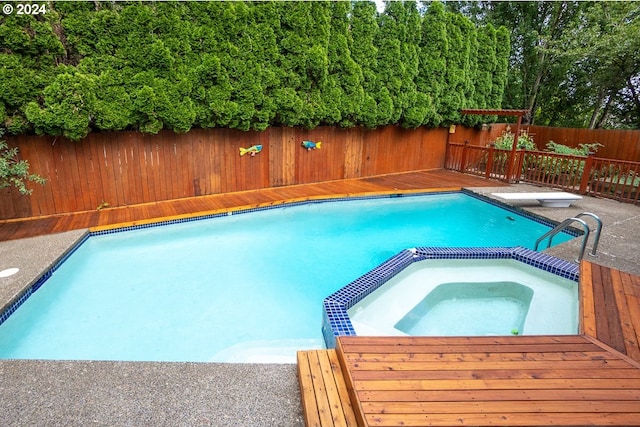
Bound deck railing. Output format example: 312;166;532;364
445;142;640;204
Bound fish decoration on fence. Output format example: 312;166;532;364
239;144;263;157
301;140;322;150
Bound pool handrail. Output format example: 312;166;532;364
575;212;603;256
534;212;602;262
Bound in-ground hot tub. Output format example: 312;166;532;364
393;280;534;336
322;247;579;347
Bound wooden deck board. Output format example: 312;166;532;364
582;261;640;361
0;170;503;240
336;336;640;427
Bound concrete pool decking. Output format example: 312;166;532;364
1;179;639;426
474;183;640;276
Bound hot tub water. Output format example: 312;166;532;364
395;281;534;336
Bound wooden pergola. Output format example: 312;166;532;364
461;108;530;182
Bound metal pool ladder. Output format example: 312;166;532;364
534;212;603;262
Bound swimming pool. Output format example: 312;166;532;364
0;192;574;363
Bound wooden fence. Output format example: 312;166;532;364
0;126;449;219
449;124;640;162
3;124;638;220
525;126;640;162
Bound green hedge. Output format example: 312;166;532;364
0;1;510;140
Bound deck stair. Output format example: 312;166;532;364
297;349;358;427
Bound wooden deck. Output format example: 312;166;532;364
299;261;640;427
0;169;503;241
335;335;640;427
580;261;640;362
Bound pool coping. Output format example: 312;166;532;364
321;246;580;349
0;189;577;329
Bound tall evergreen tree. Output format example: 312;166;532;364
491;26;510;112
417;1;447;127
2;1;515;137
274;1;331;128
399;0;429;128
325;1;365;127
471;23;497;123
458;15;478;126
1;10;64;134
188;1;237;129
440;12;471;124
348;0;380;128
375;1;409;125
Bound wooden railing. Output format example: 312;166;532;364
445;142;523;181
520;150;588;191
589;157;640;203
445;142;640;204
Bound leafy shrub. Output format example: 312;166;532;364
492;129;537;151
545;141;602;156
0;133;45;195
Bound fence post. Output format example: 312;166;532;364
460;140;470;172
485;143;495;179
579;153;595;194
514;149;526;183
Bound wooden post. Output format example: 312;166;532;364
444;124;456;169
505;115;522;183
460;140;470;172
514;149;527;183
579;153;595;194
485;143;495;179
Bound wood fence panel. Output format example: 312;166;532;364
447;124;508;148
343;127;364;179
268;127;296;187
526;126;640;162
267;127;284;187
360;126;412;176
618;130;637;162
191;129;206;197
295;126;345;184
103;132;121;207
421;127;448;170
2;126;455;220
359;128;379;177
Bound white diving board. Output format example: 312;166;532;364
491;192;582;208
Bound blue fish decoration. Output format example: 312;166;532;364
239;144;262;157
301;140;322;150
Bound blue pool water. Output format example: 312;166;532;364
0;192;572;362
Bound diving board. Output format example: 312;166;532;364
492;192;582;207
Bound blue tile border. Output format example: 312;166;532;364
321;246;579;349
89;191;461;236
0;232;90;327
90;190;577;240
462;189;581;237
